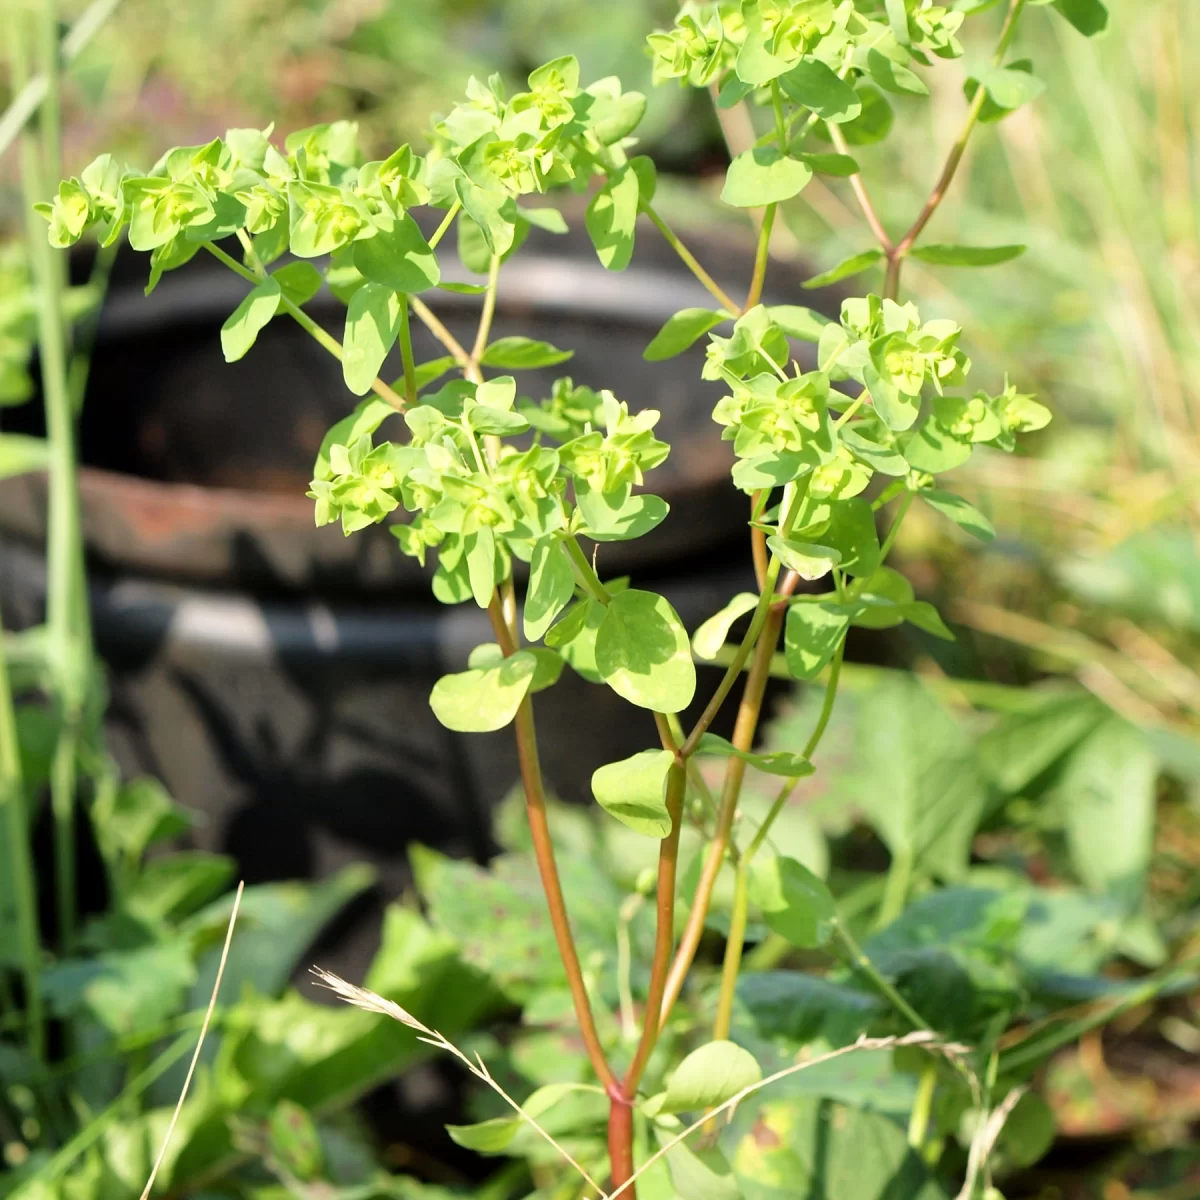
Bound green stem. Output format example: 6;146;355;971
622;763;685;1095
0;613;43;1062
564;536;611;604
876;491;914;566
17;0;83;952
836;922;930;1032
428;200;461;250
744;203;776;311
398;296;418;407
769;81;789;152
660;604;787;1026
712;638;846;1036
205;241;408;410
470;253;501;365
680;558;781;759
885;0;1028;300
486;596;617;1094
907;1059;937;1151
713;864;749;1040
641;203;741;315
410;294;472;367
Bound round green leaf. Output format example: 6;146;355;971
661;1040;763;1114
430;652;536;732
779;57;863;122
722;149;813;208
748;853;837;948
591;749;675;837
352;213;440;293
595;589;696;713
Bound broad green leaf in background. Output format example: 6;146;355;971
644;308;729;361
595;589;696;712
591;749;675;837
693;593;759;660
722;149;812;208
411;847;621;999
220;276;281;362
661;1137;740;1200
429;653;537;732
977;690;1107;793
748;854;838;948
731;1094;948;1199
586;163;640;270
802;249;884;289
342;282;402;395
1053;0;1109;36
661;1040;763;1113
1060;718;1157;911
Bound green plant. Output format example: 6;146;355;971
28;0;1170;1196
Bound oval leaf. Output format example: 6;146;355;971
921;489;996;541
785;602;849;681
352;212;440;293
766;536;841;580
644;308;730;361
722;149;812;208
693;593;759;660
595;589;696;713
661;1040;763;1114
524;538;577;642
591;749;675;837
342;282;402;396
481;336;574;369
221;276;281;363
802;249;884;290
909;243;1026;267
430;653;536;732
586;164;640;271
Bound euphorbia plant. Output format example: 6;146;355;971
42;0;1093;1192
